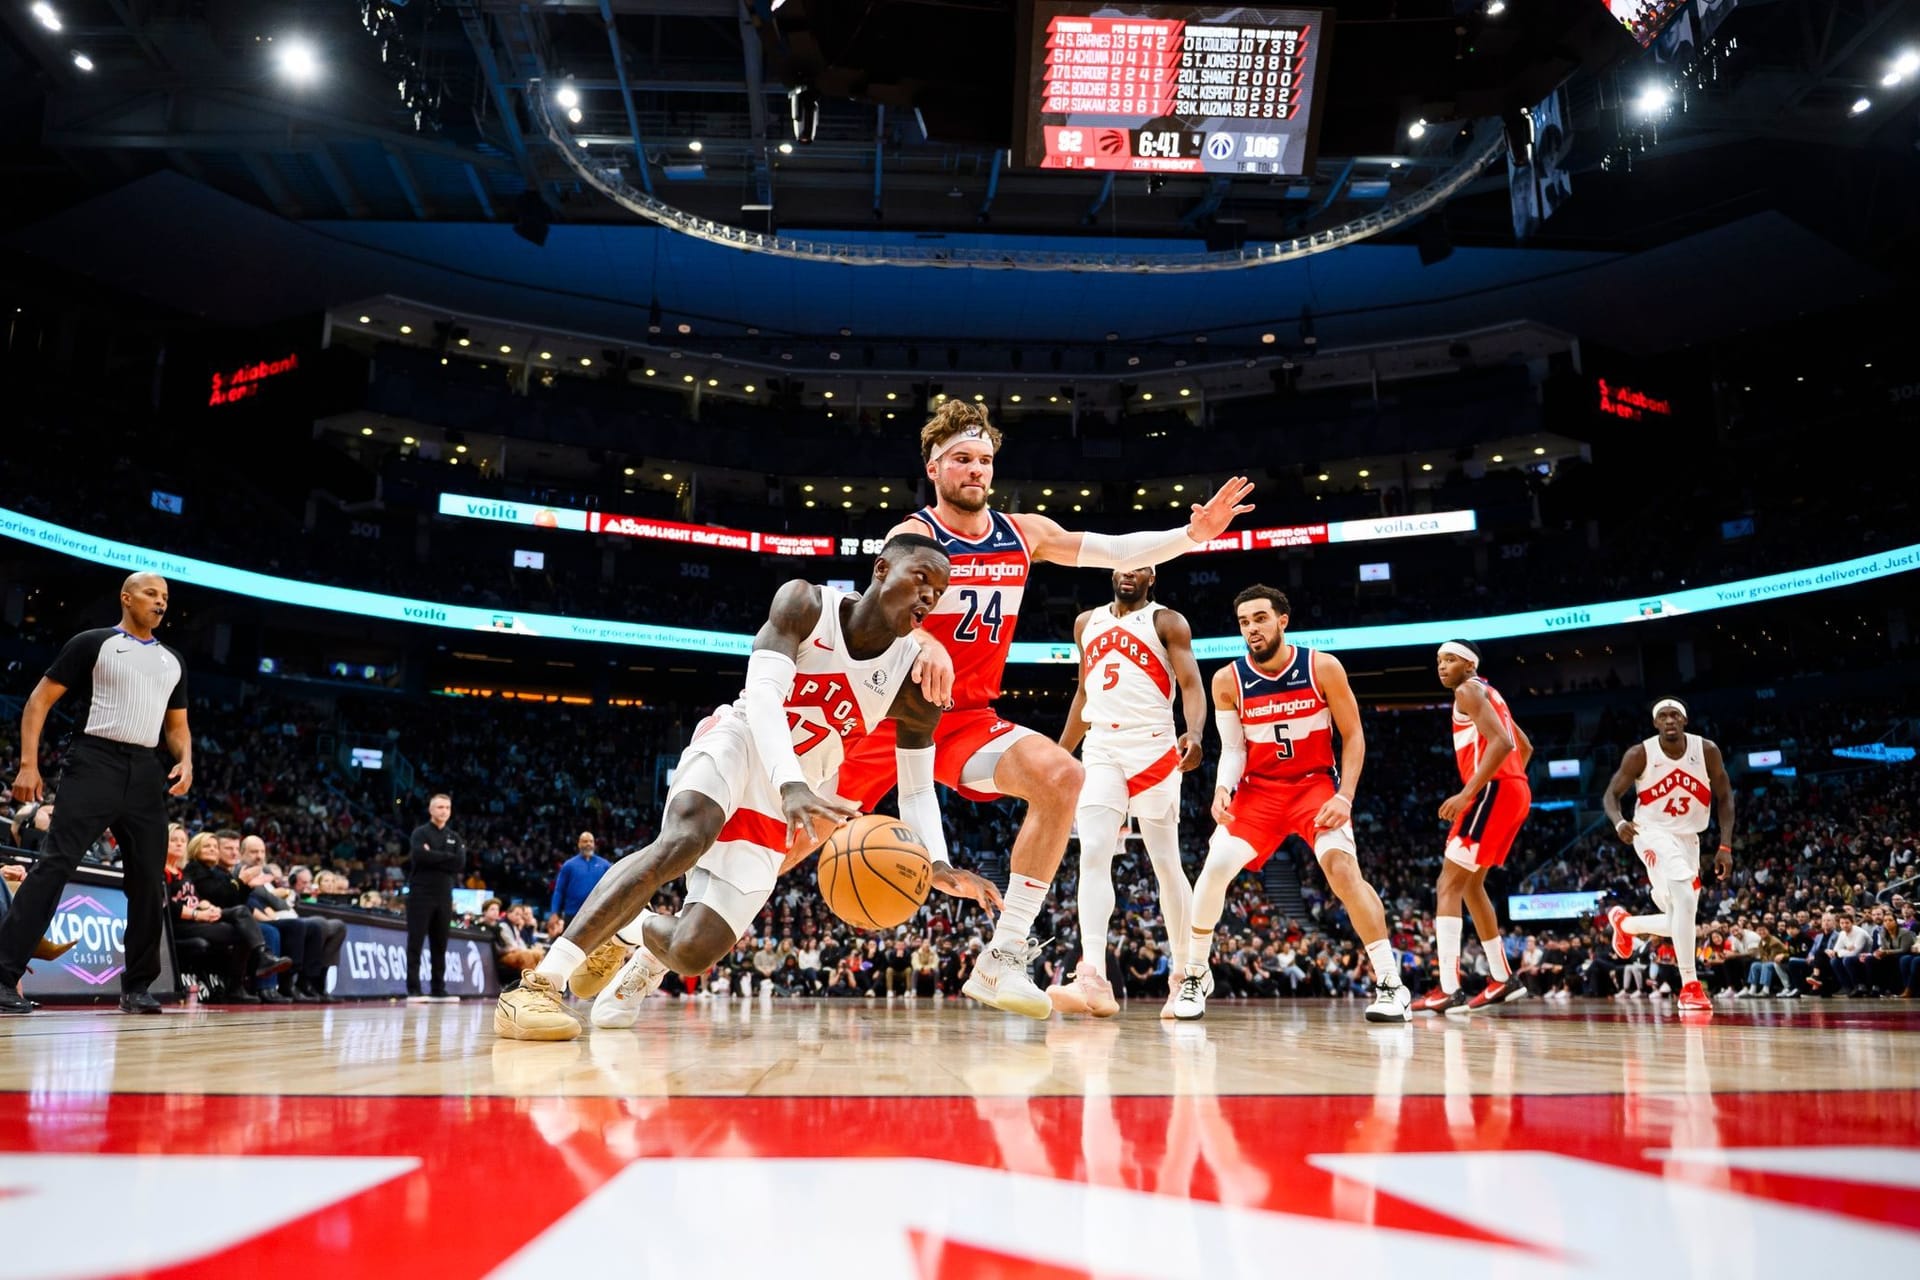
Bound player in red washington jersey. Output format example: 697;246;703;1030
1600;698;1736;1014
836;401;1254;1019
1412;640;1535;1016
1172;585;1411;1023
1049;567;1207;1018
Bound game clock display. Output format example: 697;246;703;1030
1018;2;1333;177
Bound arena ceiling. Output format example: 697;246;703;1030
0;0;1913;348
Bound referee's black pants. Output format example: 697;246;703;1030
405;878;454;995
0;737;168;992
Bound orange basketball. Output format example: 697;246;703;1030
818;813;933;931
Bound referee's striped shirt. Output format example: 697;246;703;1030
46;628;187;748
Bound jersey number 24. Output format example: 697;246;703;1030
953;589;1005;644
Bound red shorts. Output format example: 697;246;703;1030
1444;777;1531;869
835;706;1031;808
1222;774;1340;871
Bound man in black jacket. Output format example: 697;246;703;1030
406;793;464;1002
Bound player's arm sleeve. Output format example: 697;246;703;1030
1074;527;1202;570
1215;709;1247;791
741;649;807;789
894;745;950;865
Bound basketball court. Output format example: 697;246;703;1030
4;998;1916;1277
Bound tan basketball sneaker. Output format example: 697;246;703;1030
569;937;636;999
1046;960;1119;1017
962;938;1053;1020
494;971;582;1041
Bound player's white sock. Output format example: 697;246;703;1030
1436;916;1463;994
1138;813;1192;968
1670;878;1700;984
991;875;1050;950
1187;834;1242;974
1484;939;1512;983
1365;940;1402;988
1623;914;1667;935
1074;807;1124;977
1187;927;1216;978
534;938;587;983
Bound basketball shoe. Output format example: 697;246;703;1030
1677;980;1713;1013
1171;968;1209;1020
1364;981;1414;1023
1603;906;1635;961
963;939;1053;1019
570;936;635;999
1161;967;1212;1019
1412;986;1467;1016
494;971;582;1041
1466;975;1528;1012
591;947;670;1029
1047;960;1120;1018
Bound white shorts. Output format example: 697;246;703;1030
666;709;783;936
1634;828;1702;884
1079;727;1183;821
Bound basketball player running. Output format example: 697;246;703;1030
1048;567;1206;1018
1412;640;1534;1015
1600;698;1735;1014
1172;586;1411;1023
494;535;998;1040
834;402;1254;1019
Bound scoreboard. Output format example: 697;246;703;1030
1018;2;1332;177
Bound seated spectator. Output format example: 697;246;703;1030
826;952;868;998
483;898;545;977
910;937;939;998
242;836;339;1001
1740;922;1792;997
171;826;290;1001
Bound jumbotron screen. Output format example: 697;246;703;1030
1018;2;1332;177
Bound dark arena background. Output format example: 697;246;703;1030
2;0;1919;1275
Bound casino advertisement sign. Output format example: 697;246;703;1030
20;882;178;999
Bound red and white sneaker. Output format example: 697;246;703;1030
1603;906;1635;961
1046;961;1120;1018
1411;986;1466;1015
1466;976;1527;1011
1677;980;1713;1012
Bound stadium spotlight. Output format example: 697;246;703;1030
778;141;794;155
72;51;94;71
1484;0;1507;14
1408;118;1427;140
276;37;320;84
1850;97;1872;115
1634;84;1670;116
568;106;584;124
688;139;704;153
1897;50;1920;77
555;83;579;110
30;2;59;31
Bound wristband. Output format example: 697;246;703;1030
1328;794;1352;807
1717;844;1732;854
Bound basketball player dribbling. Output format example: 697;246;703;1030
493;535;999;1041
835;401;1255;1019
1048;567;1206;1018
1600;698;1735;1015
1173;585;1412;1023
1411;640;1534;1016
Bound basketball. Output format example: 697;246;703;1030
818;814;933;931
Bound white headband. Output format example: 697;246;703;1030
1437;641;1479;665
1652;698;1688;723
928;425;990;464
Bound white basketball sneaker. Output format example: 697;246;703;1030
590;948;670;1029
1171;968;1210;1020
1364;981;1414;1024
962;938;1053;1020
1161;966;1214;1019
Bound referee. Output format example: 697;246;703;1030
1;573;191;1015
405;793;464;1002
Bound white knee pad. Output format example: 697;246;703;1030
1312;823;1357;861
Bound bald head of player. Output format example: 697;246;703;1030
859;533;952;638
1435;639;1481;690
1111;566;1155;606
1651;697;1688;744
118;572;170;638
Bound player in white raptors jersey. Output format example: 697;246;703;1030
1600;697;1735;1015
1048;567;1206;1018
494;535;996;1040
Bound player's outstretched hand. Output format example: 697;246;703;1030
1313;793;1352;831
1186;476;1256;543
1210;787;1233;826
779;782;862;849
932;863;1003;912
911;635;955;708
1176;732;1203;772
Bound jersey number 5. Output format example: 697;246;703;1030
953;589;1005;644
1101;663;1120;691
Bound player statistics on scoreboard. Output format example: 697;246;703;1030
1019;2;1333;178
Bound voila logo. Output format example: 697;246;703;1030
1543;609;1592;628
403;604;449;622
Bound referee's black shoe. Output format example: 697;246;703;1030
0;987;37;1016
118;992;163;1015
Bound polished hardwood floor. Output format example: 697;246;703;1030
4;994;1918;1278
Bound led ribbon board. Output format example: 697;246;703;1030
3;507;1915;662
